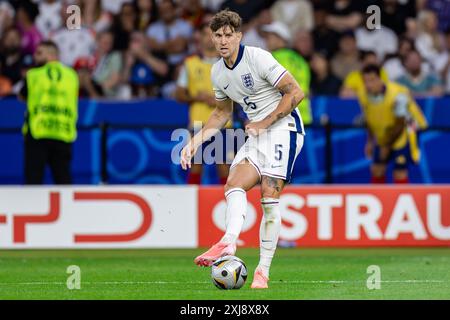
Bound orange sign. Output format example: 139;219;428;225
198;186;450;247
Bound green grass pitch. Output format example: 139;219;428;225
0;248;449;300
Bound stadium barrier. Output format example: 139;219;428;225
1;122;450;184
0;185;448;249
1;97;450;184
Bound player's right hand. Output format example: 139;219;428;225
180;142;196;170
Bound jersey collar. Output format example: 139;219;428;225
223;45;245;70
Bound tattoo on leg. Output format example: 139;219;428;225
262;176;283;194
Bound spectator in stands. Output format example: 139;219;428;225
292;29;314;61
426;0;450;33
324;0;363;34
147;0;193;96
330;31;361;81
312;4;339;59
111;2;138;51
443;28;450;94
355;11;398;62
219;0;269;26
35;0;63;39
415;10;449;74
340;50;389;98
135;0;156;31
78;30;124;98
0;27;29;91
262;21;312;124
201;0;226;13
181;0;209;29
81;0;113;33
20;41;79;184
50;2;96;67
16;0;42;55
241;8;272;50
147;0;193;66
270;0;314;34
122;31;169;98
396;49;444;97
359;64;427;184
310;52;341;96
383;37;418;81
74;56;97;98
0;60;12;96
380;0;416;36
0;1;14;39
101;0;133;15
174;23;230;185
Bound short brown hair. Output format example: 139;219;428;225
209;9;242;33
362;64;381;77
38;40;60;55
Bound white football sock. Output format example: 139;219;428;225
220;188;247;244
257;198;281;278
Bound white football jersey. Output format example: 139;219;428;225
211;45;304;134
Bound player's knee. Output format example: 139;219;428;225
224;177;243;194
260;185;281;199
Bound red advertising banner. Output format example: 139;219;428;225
198;186;450;247
0;186;198;248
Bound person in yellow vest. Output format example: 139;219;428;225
262;21;312;125
340;51;389;98
20;41;79;184
359;64;428;184
175;23;232;184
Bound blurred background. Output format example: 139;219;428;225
0;0;449;185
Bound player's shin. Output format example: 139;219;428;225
220;188;247;244
257;198;281;278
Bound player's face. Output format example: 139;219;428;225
363;73;383;95
211;26;242;59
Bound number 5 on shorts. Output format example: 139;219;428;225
275;144;283;160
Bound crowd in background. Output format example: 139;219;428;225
0;0;450;100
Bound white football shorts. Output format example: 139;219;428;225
230;130;304;182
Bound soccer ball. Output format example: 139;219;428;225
211;255;248;290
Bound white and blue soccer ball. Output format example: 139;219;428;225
211;255;248;290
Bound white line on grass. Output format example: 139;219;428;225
1;280;446;286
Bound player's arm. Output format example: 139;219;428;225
385;93;410;147
246;72;304;136
385;117;406;147
365;125;376;159
376;94;408;161
180;98;233;170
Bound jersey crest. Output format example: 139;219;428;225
241;73;254;89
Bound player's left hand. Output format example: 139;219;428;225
245;120;268;137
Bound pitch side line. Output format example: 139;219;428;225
1;280;446;286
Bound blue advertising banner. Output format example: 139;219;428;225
0;96;449;184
